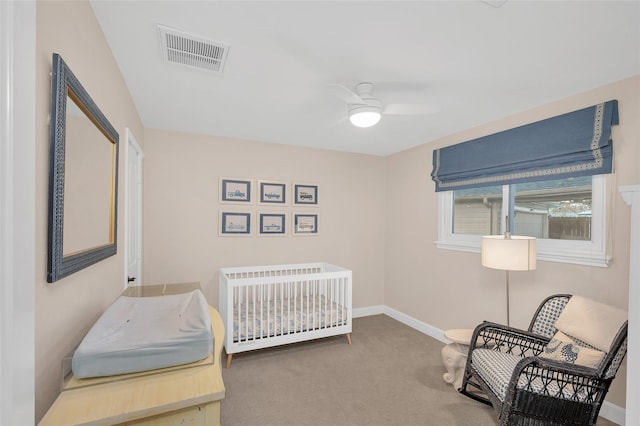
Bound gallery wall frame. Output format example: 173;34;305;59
258;212;287;236
293;183;318;206
293;213;319;236
258;180;288;205
220;177;253;204
219;211;252;236
217;177;322;238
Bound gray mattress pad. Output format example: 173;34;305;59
72;289;212;378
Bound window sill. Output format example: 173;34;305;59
434;239;610;268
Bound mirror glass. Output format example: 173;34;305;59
47;53;119;283
62;91;115;255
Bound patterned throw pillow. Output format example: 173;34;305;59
540;331;606;368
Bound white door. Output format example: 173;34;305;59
125;129;143;287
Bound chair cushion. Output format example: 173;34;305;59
554;295;627;352
472;349;590;402
540;331;605;368
471;349;521;400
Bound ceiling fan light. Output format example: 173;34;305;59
349;105;382;128
350;111;381;128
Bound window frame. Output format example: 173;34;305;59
436;175;609;268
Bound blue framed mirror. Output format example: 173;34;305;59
47;53;119;283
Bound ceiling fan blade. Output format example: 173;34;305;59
327;83;365;105
384;103;440;115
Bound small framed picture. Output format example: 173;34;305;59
293;184;318;206
259;212;286;236
258;180;287;205
219;211;252;236
293;213;318;235
220;178;252;203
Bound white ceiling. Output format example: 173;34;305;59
90;1;640;156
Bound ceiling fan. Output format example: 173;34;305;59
328;82;439;128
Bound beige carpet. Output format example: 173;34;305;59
221;314;616;426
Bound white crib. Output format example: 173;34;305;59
219;263;352;367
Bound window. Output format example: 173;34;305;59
437;175;609;267
431;101;618;268
513;177;593;240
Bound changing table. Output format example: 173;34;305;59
39;283;225;426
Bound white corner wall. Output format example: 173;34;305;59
620;185;640;426
0;1;36;424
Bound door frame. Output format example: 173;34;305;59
124;128;143;288
0;1;36;424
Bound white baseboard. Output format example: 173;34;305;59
354;304;625;425
600;401;625;425
352;305;385;318
382;306;448;343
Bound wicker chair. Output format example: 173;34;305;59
460;294;628;426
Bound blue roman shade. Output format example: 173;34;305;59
431;100;618;192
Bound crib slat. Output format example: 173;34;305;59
312;279;317;330
254;285;257;340
280;281;284;336
244;285;249;343
332;278;336;327
305;280;309;331
294;281;298;333
266;283;270;339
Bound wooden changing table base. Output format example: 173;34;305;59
226;332;352;368
124;401;219;425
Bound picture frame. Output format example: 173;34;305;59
219;211;252;236
293;213;319;235
258;180;287;205
220;178;252;204
258;212;287;236
293;183;318;206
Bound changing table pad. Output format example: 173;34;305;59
72;290;212;378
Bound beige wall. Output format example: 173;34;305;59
385;75;640;408
142;129;387;311
35;1;144;422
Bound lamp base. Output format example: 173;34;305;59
506;270;510;327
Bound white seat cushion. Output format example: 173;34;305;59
472;349;521;400
472;349;590;402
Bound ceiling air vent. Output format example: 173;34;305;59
158;24;229;74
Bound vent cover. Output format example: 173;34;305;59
158;25;229;74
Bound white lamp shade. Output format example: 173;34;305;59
481;235;537;271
